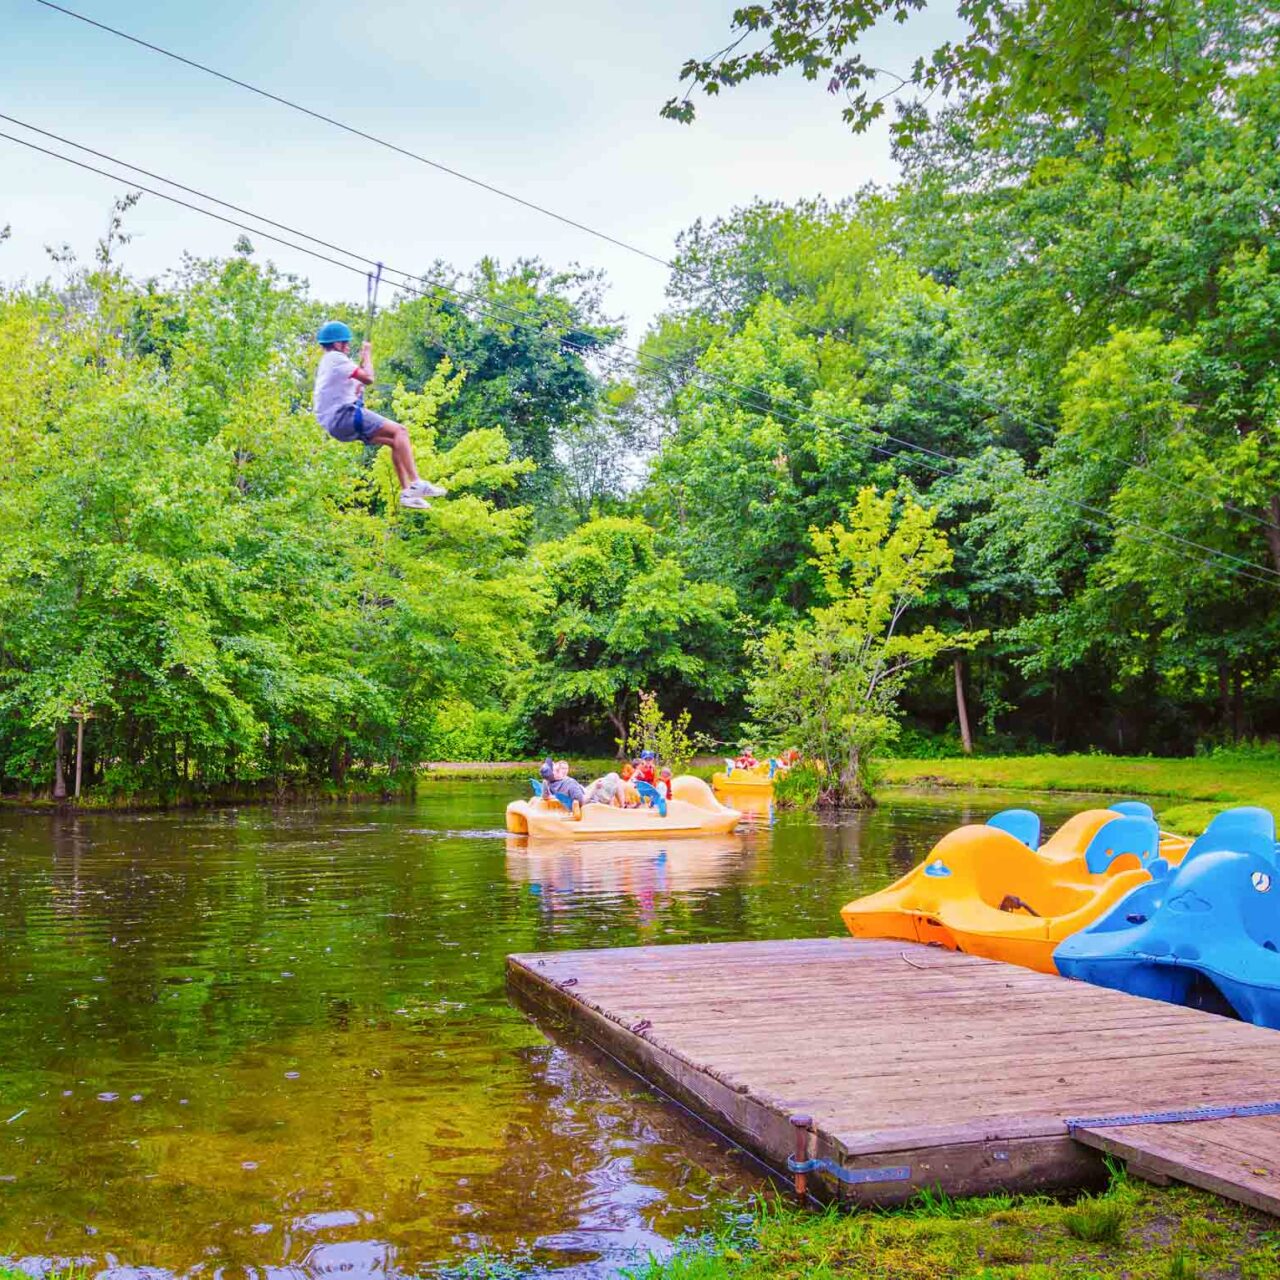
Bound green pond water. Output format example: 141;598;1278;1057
0;782;1091;1279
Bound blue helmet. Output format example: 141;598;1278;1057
640;750;655;760
316;320;353;344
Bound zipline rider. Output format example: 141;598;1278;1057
312;321;446;511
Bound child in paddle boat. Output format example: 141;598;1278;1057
634;750;656;784
536;757;584;815
657;767;673;801
620;761;635;782
734;748;759;771
582;772;624;807
312;321;448;511
550;760;586;811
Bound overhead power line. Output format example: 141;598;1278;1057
34;0;1280;540
33;0;676;270
3;122;1278;593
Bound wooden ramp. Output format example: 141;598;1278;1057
507;938;1280;1210
1073;1115;1280;1216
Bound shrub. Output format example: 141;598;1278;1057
619;690;713;775
773;761;823;808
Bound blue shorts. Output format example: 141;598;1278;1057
324;403;389;443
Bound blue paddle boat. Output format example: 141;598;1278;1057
1053;807;1280;1027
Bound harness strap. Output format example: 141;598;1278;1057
352;403;375;442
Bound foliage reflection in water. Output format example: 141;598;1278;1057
0;783;1086;1277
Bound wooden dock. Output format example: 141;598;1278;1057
507;938;1280;1211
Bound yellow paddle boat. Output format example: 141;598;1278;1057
710;757;782;795
506;775;742;841
840;805;1192;974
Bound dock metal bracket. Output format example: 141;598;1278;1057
786;1156;913;1186
787;1114;912;1195
1067;1099;1280;1131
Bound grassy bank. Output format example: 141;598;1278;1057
619;1168;1280;1280
421;758;619;782
881;751;1280;832
420;758;722;783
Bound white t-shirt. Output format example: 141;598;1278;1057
313;349;359;428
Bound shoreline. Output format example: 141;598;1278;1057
0;777;414;815
3;752;1274;822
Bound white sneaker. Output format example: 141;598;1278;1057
408;478;448;498
399;491;432;510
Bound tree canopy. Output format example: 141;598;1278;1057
517;516;740;746
663;0;1279;149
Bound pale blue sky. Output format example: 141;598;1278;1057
2;0;964;338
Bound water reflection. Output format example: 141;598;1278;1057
714;790;775;824
0;784;1089;1278
508;835;751;920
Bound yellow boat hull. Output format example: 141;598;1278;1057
711;770;774;794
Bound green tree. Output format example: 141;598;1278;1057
642;202;994;624
375;258;621;521
553;378;648;527
894;63;1280;743
0;238;543;798
746;488;984;806
519;516;739;749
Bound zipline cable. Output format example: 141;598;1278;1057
0;112;399;277
32;0;675;270
32;0;1280;536
4;123;1278;592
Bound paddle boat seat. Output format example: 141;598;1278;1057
1186;806;1277;863
1082;814;1162;874
1110;801;1155;819
1033;808;1191;869
988;808;1040;850
635;779;668;817
530;779;575;813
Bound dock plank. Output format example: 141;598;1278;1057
1074;1118;1280;1215
507;938;1280;1209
